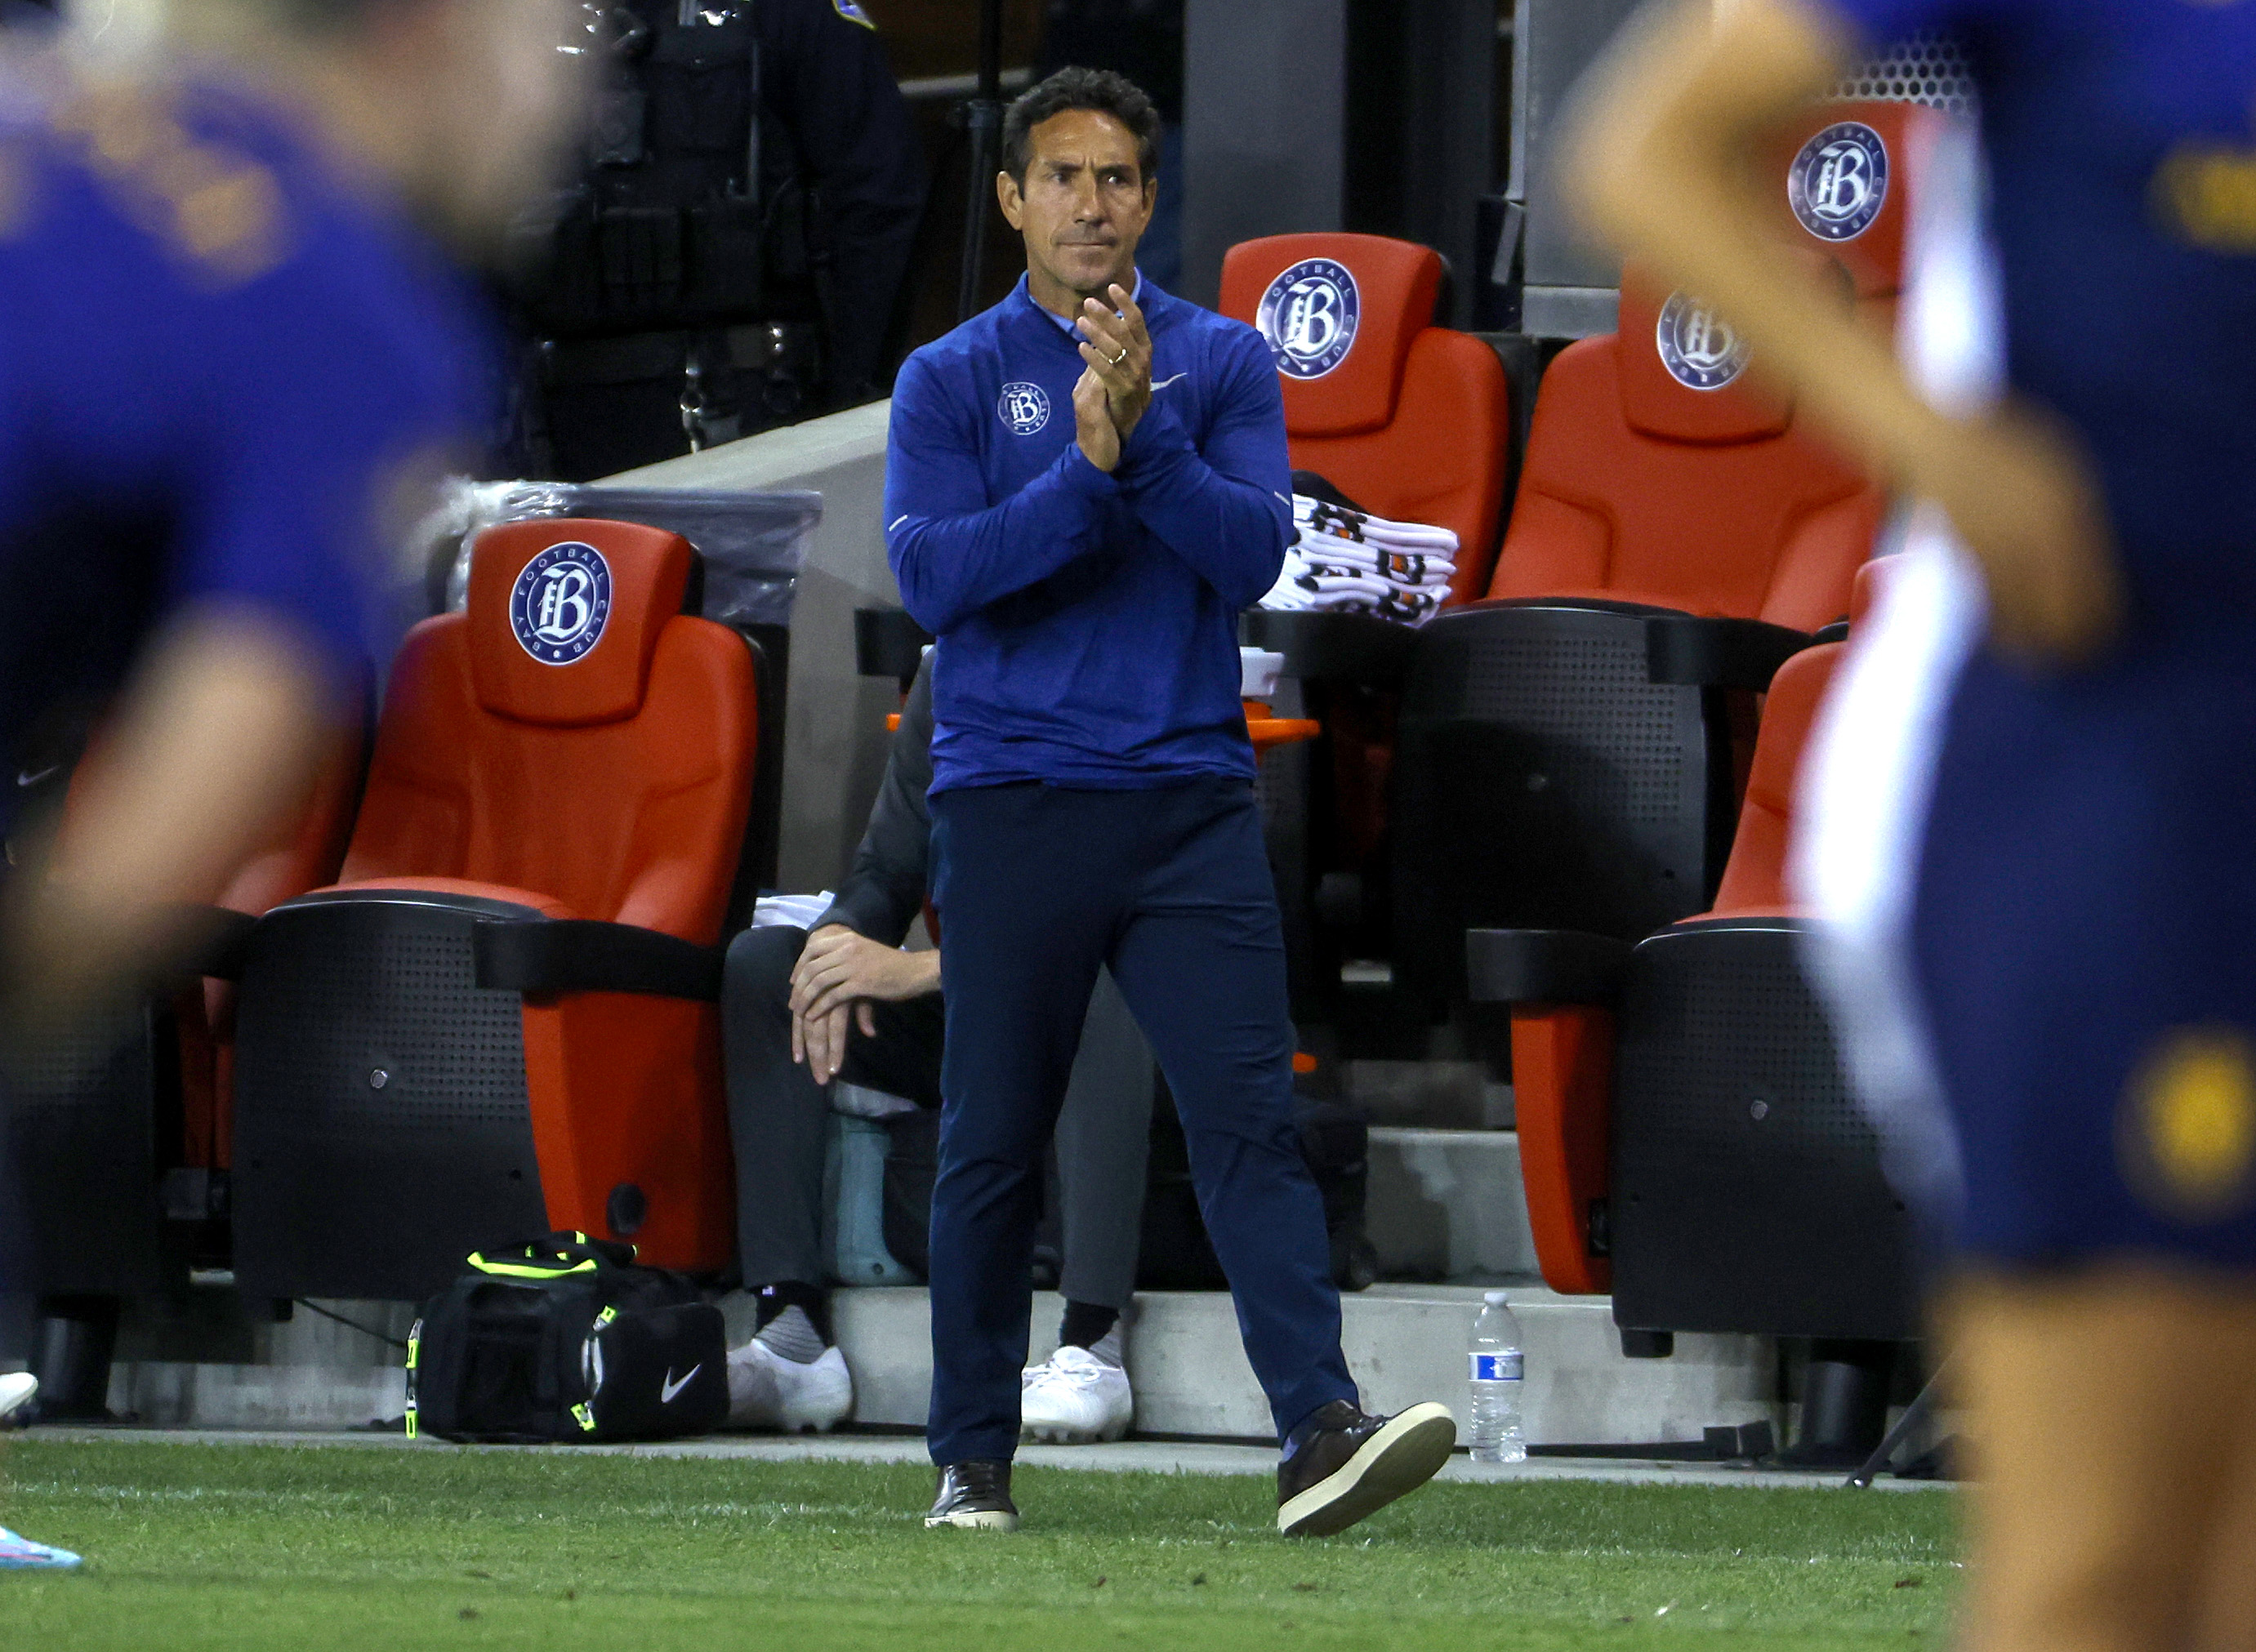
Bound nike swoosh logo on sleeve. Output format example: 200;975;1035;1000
1151;373;1187;390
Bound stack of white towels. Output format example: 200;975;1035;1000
1258;494;1460;625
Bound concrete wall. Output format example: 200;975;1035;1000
613;403;902;897
91;1282;1784;1447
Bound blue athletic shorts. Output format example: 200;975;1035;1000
1911;624;2256;1267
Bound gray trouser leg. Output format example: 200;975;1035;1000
722;925;948;1289
722;926;830;1289
1054;967;1153;1311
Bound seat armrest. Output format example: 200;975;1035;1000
1238;610;1417;687
471;920;723;1001
1465;928;1632;1004
1643;615;1812;691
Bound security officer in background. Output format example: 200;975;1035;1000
508;0;925;481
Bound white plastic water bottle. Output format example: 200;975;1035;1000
1467;1289;1527;1463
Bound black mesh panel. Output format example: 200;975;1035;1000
2;1004;167;1294
232;893;551;1302
1831;31;1976;111
1391;605;1728;1002
1609;920;1918;1341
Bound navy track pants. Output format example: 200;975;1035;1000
925;776;1356;1465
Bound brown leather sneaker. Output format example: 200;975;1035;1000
1276;1400;1456;1536
924;1460;1019;1531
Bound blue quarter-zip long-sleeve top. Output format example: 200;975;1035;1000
884;274;1292;794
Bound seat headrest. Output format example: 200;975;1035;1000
1616;268;1795;444
1219;233;1443;438
467;518;696;727
1769;99;1935;301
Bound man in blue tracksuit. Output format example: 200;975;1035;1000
884;67;1453;1536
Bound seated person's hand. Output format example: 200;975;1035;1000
788;924;942;1084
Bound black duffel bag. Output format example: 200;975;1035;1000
407;1232;728;1444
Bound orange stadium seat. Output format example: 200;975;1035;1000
1221;234;1511;1019
1765;99;1933;309
230;519;757;1302
1478;271;1878;626
1219;232;1512;603
1386;289;1877;1000
1475;559;1913;1329
188;719;368;1181
1470;562;1919;1462
1388;99;1930;1011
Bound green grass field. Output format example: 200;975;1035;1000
0;1440;1957;1650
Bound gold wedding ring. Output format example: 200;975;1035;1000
1110;346;1128;365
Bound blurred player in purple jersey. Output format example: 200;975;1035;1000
0;0;585;1569
1569;2;2256;1646
2;0;586;1022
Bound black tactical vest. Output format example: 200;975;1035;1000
515;1;803;337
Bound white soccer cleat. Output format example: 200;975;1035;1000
726;1340;853;1433
1019;1343;1133;1444
0;1372;36;1425
0;1526;80;1570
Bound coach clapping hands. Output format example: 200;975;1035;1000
1069;283;1149;471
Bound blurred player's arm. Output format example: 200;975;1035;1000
1563;0;2120;662
4;606;332;1030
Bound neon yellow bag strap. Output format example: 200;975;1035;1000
467;1253;598;1280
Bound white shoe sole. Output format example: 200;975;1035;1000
1277;1403;1457;1537
776;1380;853;1433
0;1373;35;1426
774;1348;854;1434
922;1508;1019;1532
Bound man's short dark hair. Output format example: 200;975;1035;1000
1002;67;1161;186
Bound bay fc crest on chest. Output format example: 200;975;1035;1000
998;381;1053;435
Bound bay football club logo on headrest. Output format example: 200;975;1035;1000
1256;258;1360;380
1789;122;1888;242
997;381;1051;435
1656;292;1751;391
510;541;613;665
